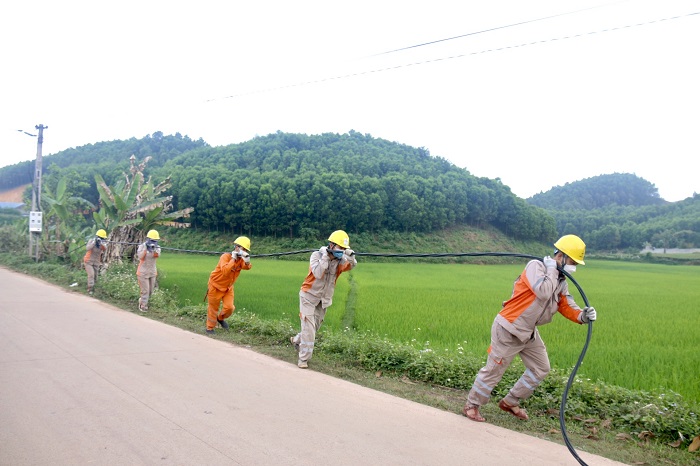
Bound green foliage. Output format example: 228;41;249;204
95;262;141;302
528;173;700;250
0;208;23;227
41;175;94;264
92;155;194;265
0;223;27;252
0;132;207;195
4;133;699;252
529;173;665;210
157;131;555;241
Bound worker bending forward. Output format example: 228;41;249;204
291;230;356;369
463;235;597;422
136;230;161;312
206;236;252;334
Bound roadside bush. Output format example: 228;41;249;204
0;224;27;253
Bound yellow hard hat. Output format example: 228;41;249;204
554;234;586;265
96;229;107;239
328;230;350;248
234;236;251;252
146;230;160;240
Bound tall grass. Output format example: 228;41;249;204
157;254;700;402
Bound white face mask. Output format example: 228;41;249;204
564;265;577;274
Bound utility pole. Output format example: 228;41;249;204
28;124;48;261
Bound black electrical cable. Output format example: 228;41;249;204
558;268;593;466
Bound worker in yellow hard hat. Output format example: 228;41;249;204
463;234;596;423
291;230;356;369
205;236;252;334
83;229;108;295
136;230;161;312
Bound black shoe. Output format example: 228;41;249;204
217;319;229;330
206;329;215;335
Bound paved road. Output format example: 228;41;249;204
0;267;624;466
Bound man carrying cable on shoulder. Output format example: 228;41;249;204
291;230;356;369
205;236;252;334
463;234;597;422
84;229;108;295
136;229;161;312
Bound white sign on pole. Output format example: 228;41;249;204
29;211;42;232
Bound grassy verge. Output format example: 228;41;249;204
1;253;699;466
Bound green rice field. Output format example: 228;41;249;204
158;254;700;402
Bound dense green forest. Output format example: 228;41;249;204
0;131;556;242
0;132;206;193
1;131;698;250
528;173;700;250
158;131;554;240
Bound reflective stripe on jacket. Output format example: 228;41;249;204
208;253;252;292
299;249;356;308
495;259;583;342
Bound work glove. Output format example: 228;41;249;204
581;306;597;323
344;248;355;257
319;246;329;258
231;251;239;260
543;256;557;270
240;251;250;264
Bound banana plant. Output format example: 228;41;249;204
92;155;193;266
42;176;93;264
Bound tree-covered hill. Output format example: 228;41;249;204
3;130;697;250
527;173;666;210
0;132;207;192
527;173;700;250
0;130;557;243
156;131;556;241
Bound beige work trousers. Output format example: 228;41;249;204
138;275;156;310
467;320;551;407
292;295;327;364
85;263;99;292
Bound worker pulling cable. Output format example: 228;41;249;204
89;238;594;464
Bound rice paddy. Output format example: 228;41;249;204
157;254;700;401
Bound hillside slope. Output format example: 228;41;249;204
0;184;27;203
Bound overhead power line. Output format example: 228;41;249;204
208;11;698;103
370;0;631;56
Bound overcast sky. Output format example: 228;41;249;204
1;0;698;201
